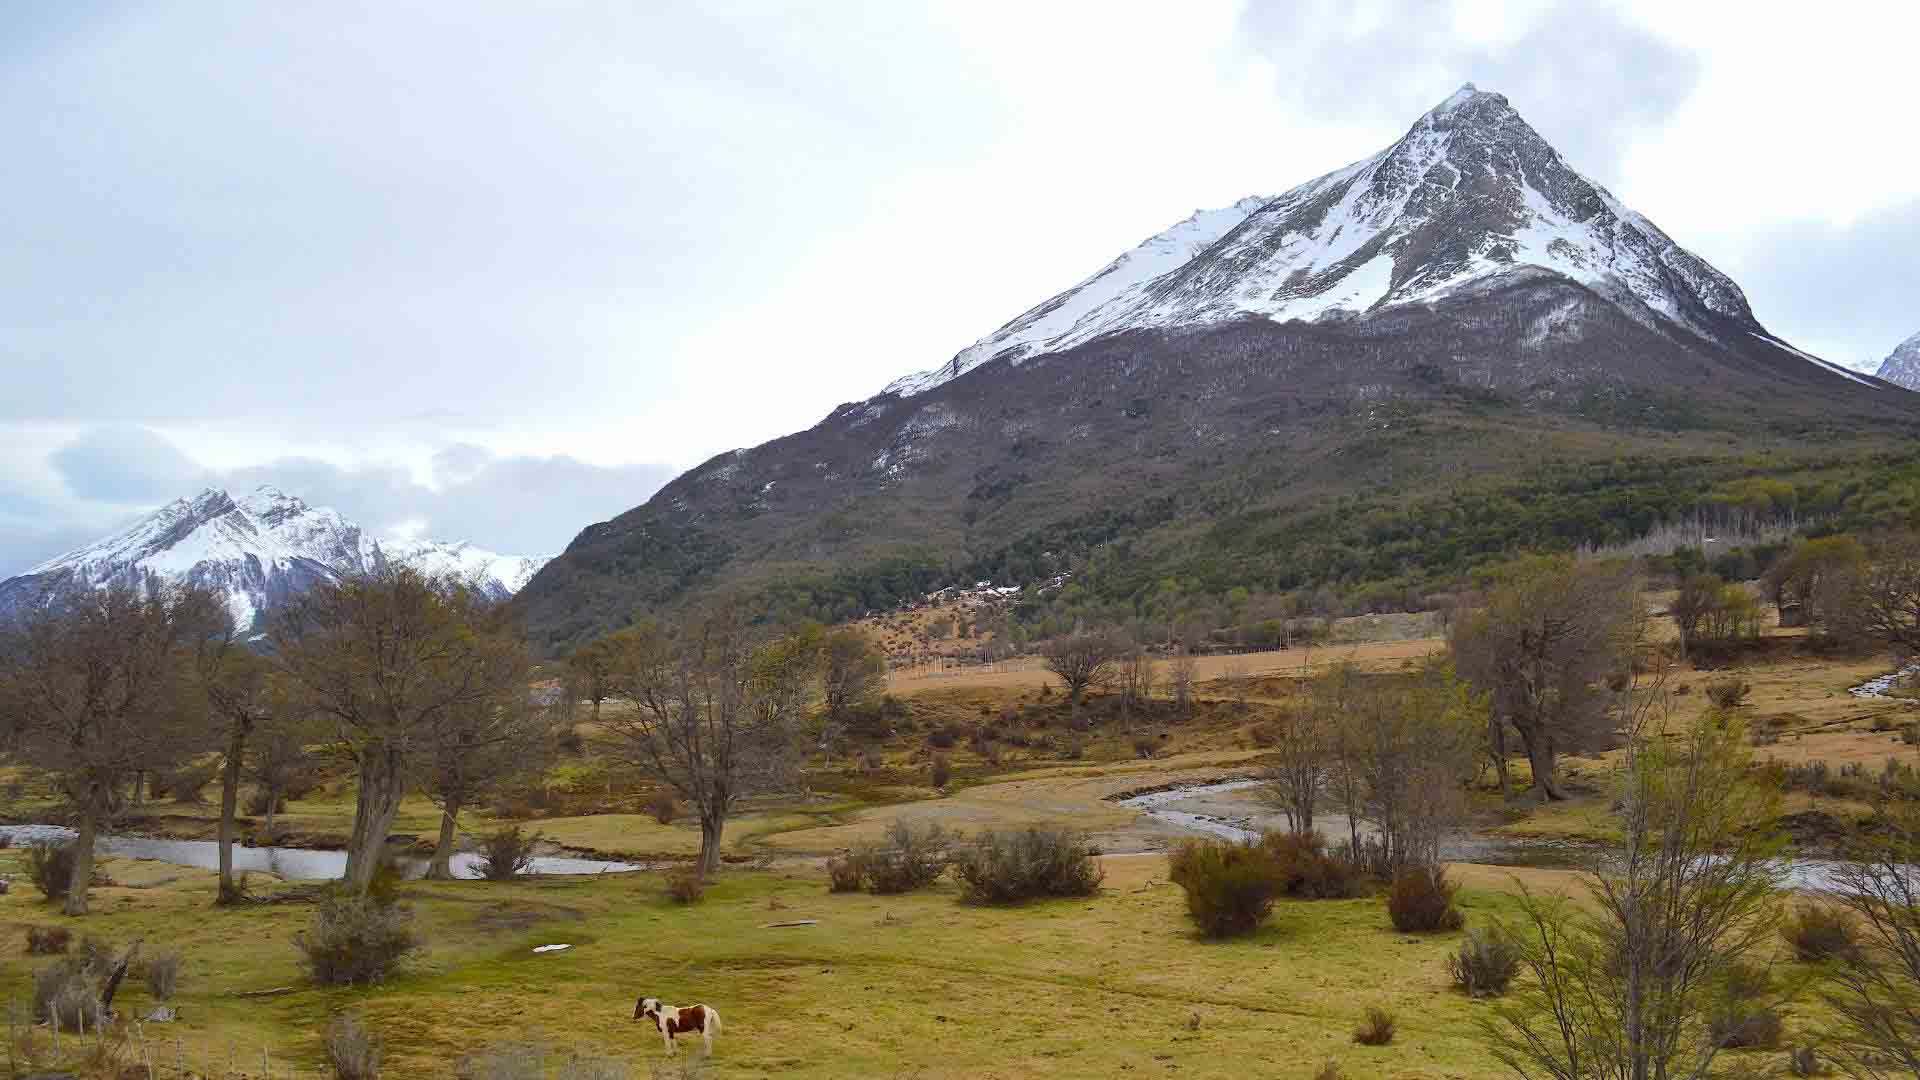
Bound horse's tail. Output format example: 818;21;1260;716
707;1007;721;1036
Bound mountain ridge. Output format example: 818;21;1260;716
1;485;549;630
515;86;1916;650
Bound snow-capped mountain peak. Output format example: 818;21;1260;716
1876;331;1920;391
3;485;549;630
882;84;1779;398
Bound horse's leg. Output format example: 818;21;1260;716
703;1021;714;1057
663;1028;675;1055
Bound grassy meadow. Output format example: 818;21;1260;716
2;628;1912;1077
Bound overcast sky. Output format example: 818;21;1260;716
5;1;1917;574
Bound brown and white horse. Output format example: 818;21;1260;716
634;997;722;1056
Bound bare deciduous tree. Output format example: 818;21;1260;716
424;693;552;879
819;628;886;732
1484;691;1785;1080
1821;791;1920;1076
600;607;819;877
1669;572;1720;659
1040;633;1120;727
1341;659;1485;870
564;636;620;723
1831;535;1920;654
194;614;288;904
1168;649;1198;718
0;583;218;914
1451;557;1641;801
272;568;530;894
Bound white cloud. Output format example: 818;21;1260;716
2;0;1915;574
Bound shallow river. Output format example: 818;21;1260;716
1117;780;1880;892
0;823;639;880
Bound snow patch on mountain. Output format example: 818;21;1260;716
2;486;548;630
882;84;1831;399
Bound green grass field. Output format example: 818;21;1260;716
2;844;1831;1080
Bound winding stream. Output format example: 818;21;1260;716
1117;780;1884;892
0;823;639;880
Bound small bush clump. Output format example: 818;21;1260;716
472;826;539;881
1781;903;1855;962
1313;1062;1344;1080
1705;678;1752;709
952;827;1103;904
1260;831;1368;899
1711;1006;1783;1049
647;787;679;826
859;820;955;895
1352;1007;1397;1046
930;753;952;789
144;949;184;1000
295;894;421;985
1788;1045;1819;1076
1447;924;1521;997
26;925;72;954
245;787;287;816
27;839;77;900
826;853;866;893
33;956;103;1028
665;869;705;904
328;1012;383;1080
1169;839;1281;938
1387;865;1464;933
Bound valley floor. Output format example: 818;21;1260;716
4;633;1912;1077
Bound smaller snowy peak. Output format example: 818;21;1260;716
3;486;549;629
1876;331;1920;391
369;537;551;599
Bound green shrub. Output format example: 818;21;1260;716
144;949;183;1000
472;826;538;881
294;895;420;985
665;869;705;904
859;820;954;895
25;925;71;954
1168;839;1281;938
1781;903;1855;962
952;827;1103;904
1447;924;1520;997
647;787;679;826
33;956;102;1028
1705;678;1752;709
27;839;77;900
826;853;866;893
1710;1006;1783;1049
930;753;952;789
327;1012;383;1079
1259;831;1367;899
1387;864;1464;933
1352;1007;1396;1046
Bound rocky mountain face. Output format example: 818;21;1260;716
517;86;1916;650
1877;331;1920;391
0;486;549;631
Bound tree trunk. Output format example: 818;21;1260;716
1523;733;1566;801
697;809;725;878
427;798;461;880
1491;717;1514;800
131;771;144;808
64;786;101;916
343;746;408;893
217;725;246;903
263;784;279;838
